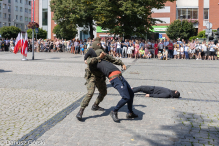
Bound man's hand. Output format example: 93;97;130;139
84;60;87;64
145;94;150;97
99;52;106;59
122;65;126;70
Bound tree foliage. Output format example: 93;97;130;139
0;26;21;39
50;0;175;39
166;20;196;40
53;24;77;40
27;28;47;39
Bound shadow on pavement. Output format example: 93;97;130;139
120;111;219;146
82;105;146;122
0;69;12;73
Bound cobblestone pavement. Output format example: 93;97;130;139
1;52;219;146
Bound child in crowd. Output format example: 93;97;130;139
158;51;162;60
147;51;152;59
217;48;219;60
177;45;180;59
180;46;184;59
162;48;168;60
184;44;189;59
173;44;177;59
80;44;84;55
139;47;145;58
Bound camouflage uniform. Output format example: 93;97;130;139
81;41;124;109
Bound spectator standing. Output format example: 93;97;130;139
134;40;140;59
122;39;128;58
5;38;10;51
116;40;122;58
201;41;207;60
0;39;2;51
167;40;173;58
158;39;164;53
154;40;158;57
189;40;196;59
164;39;169;50
209;41;216;60
74;39;79;54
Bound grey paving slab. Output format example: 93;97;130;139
0;52;219;146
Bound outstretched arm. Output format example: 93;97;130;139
104;54;125;67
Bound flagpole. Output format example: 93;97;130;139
32;0;34;60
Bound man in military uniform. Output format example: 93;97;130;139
76;37;126;121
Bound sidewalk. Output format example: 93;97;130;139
36;59;219;146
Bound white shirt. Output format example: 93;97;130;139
184;46;189;52
158;43;164;49
116;42;121;48
201;44;207;51
164;41;169;47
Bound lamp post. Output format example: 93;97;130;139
32;0;34;60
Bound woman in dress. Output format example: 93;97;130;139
134;40;139;59
154;40;158;58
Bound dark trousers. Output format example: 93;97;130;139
132;86;154;94
110;76;134;113
168;50;173;58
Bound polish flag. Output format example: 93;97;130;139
13;33;21;54
21;33;28;57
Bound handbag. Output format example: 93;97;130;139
130;46;134;50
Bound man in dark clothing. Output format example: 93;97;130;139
85;48;138;122
132;86;180;98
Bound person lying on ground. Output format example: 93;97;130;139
132;86;180;98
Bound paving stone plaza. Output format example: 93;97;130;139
0;52;219;146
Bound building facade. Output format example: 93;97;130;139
0;0;32;32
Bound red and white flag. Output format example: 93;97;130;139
13;33;21;54
21;33;28;57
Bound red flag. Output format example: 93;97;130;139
21;33;28;57
14;34;23;54
13;33;21;54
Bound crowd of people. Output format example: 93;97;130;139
1;37;219;60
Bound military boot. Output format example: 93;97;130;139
91;104;105;111
76;108;84;121
110;111;120;122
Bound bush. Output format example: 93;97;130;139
27;28;47;39
53;24;77;40
0;26;21;39
166;20;196;40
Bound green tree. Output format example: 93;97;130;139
166;20;196;40
94;0;175;38
53;24;77;40
50;0;175;39
50;0;96;39
0;26;21;39
27;28;47;39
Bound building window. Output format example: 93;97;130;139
29;17;31;22
29;1;31;6
8;5;11;12
177;8;198;19
3;4;6;9
0;4;1;10
25;17;28;21
20;0;22;4
0;13;1;18
29;9;31;14
42;9;48;25
25;0;28;5
16;15;18;20
25;8;28;13
4;13;7;19
204;8;209;20
9;23;11;26
8;0;11;3
15;6;18;11
15;0;18;2
20;16;23;21
0;22;2;27
20;7;23;12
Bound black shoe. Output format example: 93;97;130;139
76;108;84;121
126;112;138;119
91;104;105;111
110;111;119;122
